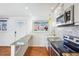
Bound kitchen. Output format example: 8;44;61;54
0;3;79;56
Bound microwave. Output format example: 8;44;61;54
56;5;74;26
56;14;65;25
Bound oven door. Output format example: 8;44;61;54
64;40;79;52
63;45;76;52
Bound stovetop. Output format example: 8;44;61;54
50;41;75;53
48;35;79;55
48;39;79;56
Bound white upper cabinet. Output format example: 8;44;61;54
53;3;73;20
74;4;79;25
53;3;79;26
54;4;64;18
63;3;73;11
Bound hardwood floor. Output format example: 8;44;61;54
24;47;49;56
0;46;11;56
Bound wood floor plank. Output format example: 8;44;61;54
0;46;11;56
24;47;49;56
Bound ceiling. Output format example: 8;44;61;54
0;3;57;17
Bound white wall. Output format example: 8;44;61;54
55;26;79;41
28;16;50;47
0;3;57;46
29;32;49;47
13;17;32;41
0;16;32;45
0;18;15;45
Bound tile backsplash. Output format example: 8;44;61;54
55;26;79;40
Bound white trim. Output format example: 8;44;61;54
29;45;47;47
11;45;15;56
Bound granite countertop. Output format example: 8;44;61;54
48;39;67;52
48;39;79;56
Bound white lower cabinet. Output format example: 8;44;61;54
15;45;28;56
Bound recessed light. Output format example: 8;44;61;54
51;7;54;10
25;7;29;10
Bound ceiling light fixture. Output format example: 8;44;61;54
51;7;54;10
25;6;29;10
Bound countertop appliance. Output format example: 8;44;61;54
56;5;74;26
56;13;65;25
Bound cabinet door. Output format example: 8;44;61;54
51;48;58;56
48;41;60;56
74;4;79;25
51;46;59;56
48;41;52;56
63;3;73;11
55;4;64;18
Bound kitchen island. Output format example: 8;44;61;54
11;35;33;56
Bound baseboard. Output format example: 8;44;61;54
29;45;47;47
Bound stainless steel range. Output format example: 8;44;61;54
63;35;79;52
48;35;79;56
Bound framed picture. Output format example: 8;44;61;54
33;20;48;32
0;20;7;31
